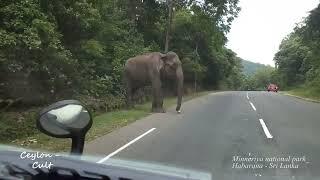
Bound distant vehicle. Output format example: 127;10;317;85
267;84;278;92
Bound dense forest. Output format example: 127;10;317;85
0;0;246;111
272;3;320;96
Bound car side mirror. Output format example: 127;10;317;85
37;100;92;155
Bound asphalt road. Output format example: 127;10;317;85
84;91;320;179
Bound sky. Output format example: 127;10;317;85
226;0;319;66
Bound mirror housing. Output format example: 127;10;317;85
37;100;92;155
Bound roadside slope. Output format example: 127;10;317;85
9;91;211;152
280;87;320;103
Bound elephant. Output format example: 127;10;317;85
123;51;184;113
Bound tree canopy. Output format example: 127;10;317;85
273;3;320;91
0;0;243;107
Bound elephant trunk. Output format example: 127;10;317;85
176;66;183;112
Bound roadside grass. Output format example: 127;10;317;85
8;91;211;152
283;86;320;102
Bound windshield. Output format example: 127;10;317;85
1;0;320;179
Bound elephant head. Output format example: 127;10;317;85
160;52;184;112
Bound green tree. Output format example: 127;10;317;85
0;0;79;103
274;33;310;87
0;0;243;109
273;2;320;92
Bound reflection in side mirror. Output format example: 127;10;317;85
37;100;92;155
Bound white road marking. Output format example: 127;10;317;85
259;119;273;139
245;94;272;139
249;101;257;111
97;128;156;163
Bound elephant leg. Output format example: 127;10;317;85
125;80;134;109
152;98;156;109
159;89;164;109
151;77;165;113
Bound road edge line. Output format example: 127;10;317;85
280;92;320;103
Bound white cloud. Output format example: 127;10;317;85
226;0;319;66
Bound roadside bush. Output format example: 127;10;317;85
76;94;126;113
0;109;39;142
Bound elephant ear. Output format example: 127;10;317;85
160;52;175;66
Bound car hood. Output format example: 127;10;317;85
0;144;212;180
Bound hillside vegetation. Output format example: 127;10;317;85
272;3;320;98
241;60;269;76
243;2;320;96
0;0;243;109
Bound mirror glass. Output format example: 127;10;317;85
38;100;92;138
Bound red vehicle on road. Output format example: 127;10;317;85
267;84;279;92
